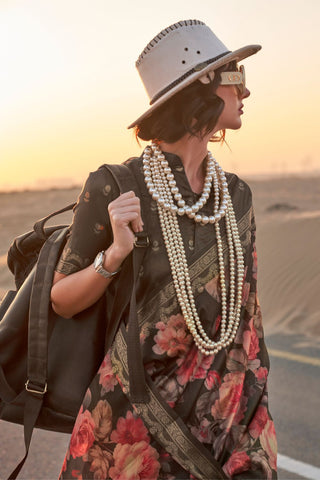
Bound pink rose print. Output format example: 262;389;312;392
223;450;251;477
248;405;269;439
252;242;258;280
260;419;277;470
69;406;95;459
88;444;113;480
205;275;221;302
155;376;181;407
242;318;260;360
253;299;264;338
245;291;256;317
110;410;150;445
248;328;260;360
211;372;247;428
71;470;83;479
176;345;213;386
109;441;160;480
153;314;192;357
98;353;118;394
227;347;248;372
190;417;213;444
241;281;251;307
254;366;268;383
205;370;221;390
92;400;113;442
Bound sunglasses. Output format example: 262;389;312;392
220;65;246;96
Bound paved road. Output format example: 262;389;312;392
1;332;319;479
0;423;69;479
267;332;320;479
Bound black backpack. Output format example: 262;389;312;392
0;164;149;479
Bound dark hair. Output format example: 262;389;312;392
135;61;237;143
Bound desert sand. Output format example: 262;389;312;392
0;174;319;342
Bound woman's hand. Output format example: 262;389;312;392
51;191;143;318
104;191;143;270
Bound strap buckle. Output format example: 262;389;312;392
134;233;149;248
25;380;48;395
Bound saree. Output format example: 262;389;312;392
57;153;277;479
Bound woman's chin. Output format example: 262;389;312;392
230;118;243;130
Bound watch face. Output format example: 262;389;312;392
94;251;104;269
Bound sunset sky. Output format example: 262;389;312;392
0;0;319;191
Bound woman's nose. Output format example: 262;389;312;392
242;87;250;99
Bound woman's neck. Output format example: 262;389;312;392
159;134;211;194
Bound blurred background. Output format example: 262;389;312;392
0;0;319;190
1;1;319;479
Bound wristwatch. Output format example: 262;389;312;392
93;251;120;279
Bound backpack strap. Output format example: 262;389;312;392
101;164;149;402
8;226;69;480
33;204;76;239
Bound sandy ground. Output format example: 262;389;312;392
1;174;319;341
249;175;320;342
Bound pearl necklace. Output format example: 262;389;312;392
143;142;244;356
143;145;229;225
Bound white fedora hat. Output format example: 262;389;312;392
128;19;261;129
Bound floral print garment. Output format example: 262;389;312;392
57;153;277;479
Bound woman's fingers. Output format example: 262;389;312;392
108;191;143;233
108;191;140;213
131;217;143;233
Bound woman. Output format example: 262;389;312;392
51;20;277;479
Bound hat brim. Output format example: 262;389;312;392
128;44;261;129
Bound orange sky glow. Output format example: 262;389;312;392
0;0;319;191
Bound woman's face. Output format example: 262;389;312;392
214;84;250;131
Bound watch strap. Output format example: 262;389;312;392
94;251;120;279
96;265;120;279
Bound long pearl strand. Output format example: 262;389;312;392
143;142;245;356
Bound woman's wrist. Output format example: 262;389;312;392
102;243;129;273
